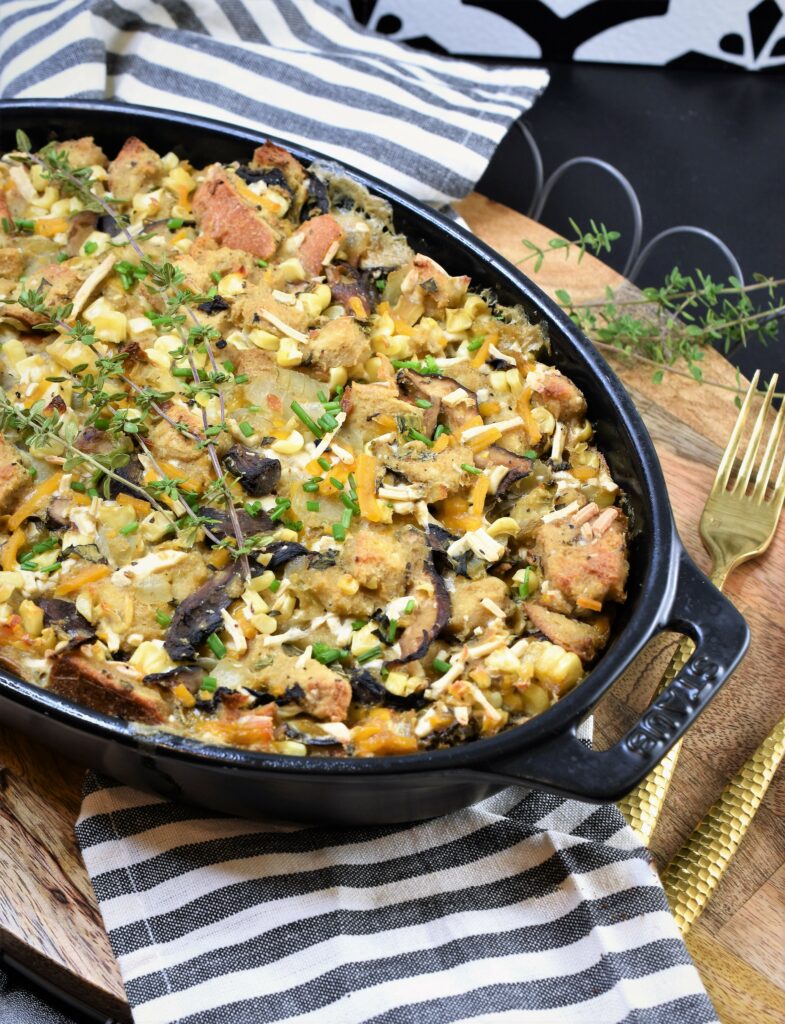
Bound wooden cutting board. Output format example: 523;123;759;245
0;197;783;1024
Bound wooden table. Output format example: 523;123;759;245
1;198;783;1024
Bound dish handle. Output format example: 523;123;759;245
471;550;749;803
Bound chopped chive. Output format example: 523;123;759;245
290;400;323;437
172;366;193;378
375;278;386;292
340;492;359;512
56;251;69;263
268;579;281;592
414;398;432;409
28;465;37;479
119;522;139;535
340;508;353;529
318;412;338;431
244;500;262;516
408;428;433;447
210;270;221;284
87;487;99;498
70;480;86;493
302;479;321;492
156;610;173;627
14;218;34;232
38;562;62;575
524;449;537;460
200;676;217;692
222;359;235;373
207;633;227;658
386;619;398;644
317;390;328;404
322;400;341;413
238;421;254;438
404;599;416;615
234;373;249;384
467;335;485;351
351;619;367;630
433;424;450;441
31;538;56;554
286;519;303;532
329;476;344;490
83;240;98;255
461;463;483;475
317;457;331;472
391;359;419;370
255;258;268;268
306;500;320;512
312;642;348;665
357;645;382;664
518;566;532;600
331;523;346;542
432;658;451;674
269;498;291;521
167;217;184;230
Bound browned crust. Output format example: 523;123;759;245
49;650;170;724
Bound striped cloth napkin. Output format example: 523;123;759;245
0;0;548;204
3;1;716;1021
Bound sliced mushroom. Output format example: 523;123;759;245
39;597;96;641
283;719;342;746
396;369;479;436
263;540;309;569
393;554;451;664
45;497;72;530
223;446;281;497
349;669;427;709
481;445;532;494
143;664;203;691
426;524;470;578
325;261;377;317
300;173;329;220
107;455;145;500
164;565;245;661
200;505;273;545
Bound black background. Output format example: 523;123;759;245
479;61;784;382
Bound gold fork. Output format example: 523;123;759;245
619;370;785;844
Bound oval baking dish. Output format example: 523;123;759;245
0;99;749;825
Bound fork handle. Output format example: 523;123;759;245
661;714;785;932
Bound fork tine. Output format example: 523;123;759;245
714;370;759;492
752;375;784;502
734;373;775;494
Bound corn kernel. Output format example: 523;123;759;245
131;188;163;217
271;429;305;455
531;405;555;434
250;612;277;634
128;316;155;341
487;517;519;538
140;511;172;543
351;622;379;658
30;163;48;191
276;336;303;368
248;328;280;351
275;593;296;621
0;571;23;603
84;298;127;344
36;186;59;210
535;643;582;692
327;366;348;391
18;600;43;636
129;639;175;676
248;570;275;593
506;368;523;395
75;594;94;622
217;272;246;298
444;308;472;333
489;370;510;393
276;257;305;282
337;574;359;596
463;294;487;318
161;151;180;171
46;336;97;372
166;165;195;193
276;740;307;756
384;671;420;697
50;197;82;217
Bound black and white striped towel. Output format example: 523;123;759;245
76;766;718;1024
3;2;715;1020
0;0;548;204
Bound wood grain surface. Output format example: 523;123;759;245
0;196;782;1024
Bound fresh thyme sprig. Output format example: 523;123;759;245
520;222;783;398
7;132;252;570
518;218;620;273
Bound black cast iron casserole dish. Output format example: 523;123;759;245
0;100;749;824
